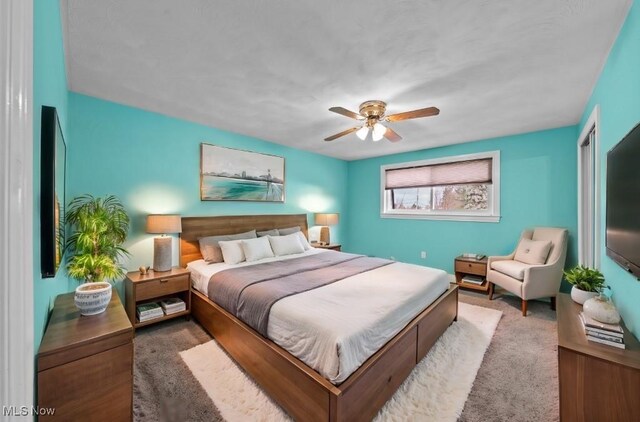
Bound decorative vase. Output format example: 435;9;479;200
583;295;621;324
570;286;598;305
74;281;112;315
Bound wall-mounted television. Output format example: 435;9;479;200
606;121;640;279
41;106;67;278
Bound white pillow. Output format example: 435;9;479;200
241;237;275;262
268;233;305;256
218;239;246;264
514;238;552;265
295;231;312;251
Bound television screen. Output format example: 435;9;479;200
41;106;67;278
606;122;640;279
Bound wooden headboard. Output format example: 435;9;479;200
179;214;309;267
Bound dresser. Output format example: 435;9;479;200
38;291;134;421
557;293;640;421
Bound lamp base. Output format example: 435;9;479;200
153;237;172;272
319;226;331;245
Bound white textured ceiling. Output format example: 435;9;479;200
62;0;631;160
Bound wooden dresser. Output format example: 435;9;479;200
38;291;134;421
557;293;640;421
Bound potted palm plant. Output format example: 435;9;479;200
66;195;130;315
563;265;605;305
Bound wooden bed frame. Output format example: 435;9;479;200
181;214;458;422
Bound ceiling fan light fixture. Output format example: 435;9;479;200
372;122;386;141
356;126;370;140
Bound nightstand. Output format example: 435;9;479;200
38;291;133;421
125;267;191;329
454;255;489;293
311;243;342;251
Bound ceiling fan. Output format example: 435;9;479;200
324;100;439;143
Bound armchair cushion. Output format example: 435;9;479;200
514;238;552;265
491;260;532;281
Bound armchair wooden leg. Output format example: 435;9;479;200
550;296;556;311
522;299;528;317
488;282;494;300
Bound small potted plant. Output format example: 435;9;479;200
66;195;130;315
563;265;605;305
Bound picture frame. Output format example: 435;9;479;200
200;143;285;202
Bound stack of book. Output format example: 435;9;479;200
160;297;186;315
461;274;485;285
579;312;625;349
137;302;164;322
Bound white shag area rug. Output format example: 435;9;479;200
180;302;502;422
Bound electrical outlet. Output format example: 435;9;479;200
420;251;427;259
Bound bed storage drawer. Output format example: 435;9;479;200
136;274;190;301
454;260;485;276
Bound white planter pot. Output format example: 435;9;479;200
75;282;112;315
583;296;621;324
570;286;598;305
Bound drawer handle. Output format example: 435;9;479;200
468;264;472;267
160;279;170;283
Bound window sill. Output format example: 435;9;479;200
380;213;501;223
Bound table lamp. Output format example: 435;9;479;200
314;213;339;245
146;214;182;272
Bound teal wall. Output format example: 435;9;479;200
345;126;579;278
33;0;73;351
579;1;640;336
67;93;348;299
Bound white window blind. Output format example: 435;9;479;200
384;158;493;189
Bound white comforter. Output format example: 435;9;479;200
188;249;449;384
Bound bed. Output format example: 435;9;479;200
181;214;458;422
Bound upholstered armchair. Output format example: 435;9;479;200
487;227;568;316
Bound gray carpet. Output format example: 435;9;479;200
133;291;559;422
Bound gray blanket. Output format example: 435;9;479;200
208;252;393;335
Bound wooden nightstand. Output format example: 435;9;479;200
311;243;342;251
38;291;133;421
454;255;489;293
125;267;191;329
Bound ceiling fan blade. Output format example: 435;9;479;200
384;127;402;143
386;106;440;122
324;126;360;142
329;107;365;120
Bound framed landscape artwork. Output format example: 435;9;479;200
200;143;285;202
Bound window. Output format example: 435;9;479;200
381;151;500;222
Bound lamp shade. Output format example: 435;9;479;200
314;213;339;226
146;214;182;234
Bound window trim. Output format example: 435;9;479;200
380;151;501;223
577;105;600;268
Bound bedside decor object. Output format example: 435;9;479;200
200;143;285;202
314;213;339;245
66;195;130;315
139;265;150;275
40;106;67;278
583;294;621;324
564;265;605;305
147;214;182;272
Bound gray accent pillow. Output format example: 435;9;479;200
198;230;257;263
277;226;301;236
257;229;280;237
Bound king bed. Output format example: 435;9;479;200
181;214;458;421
